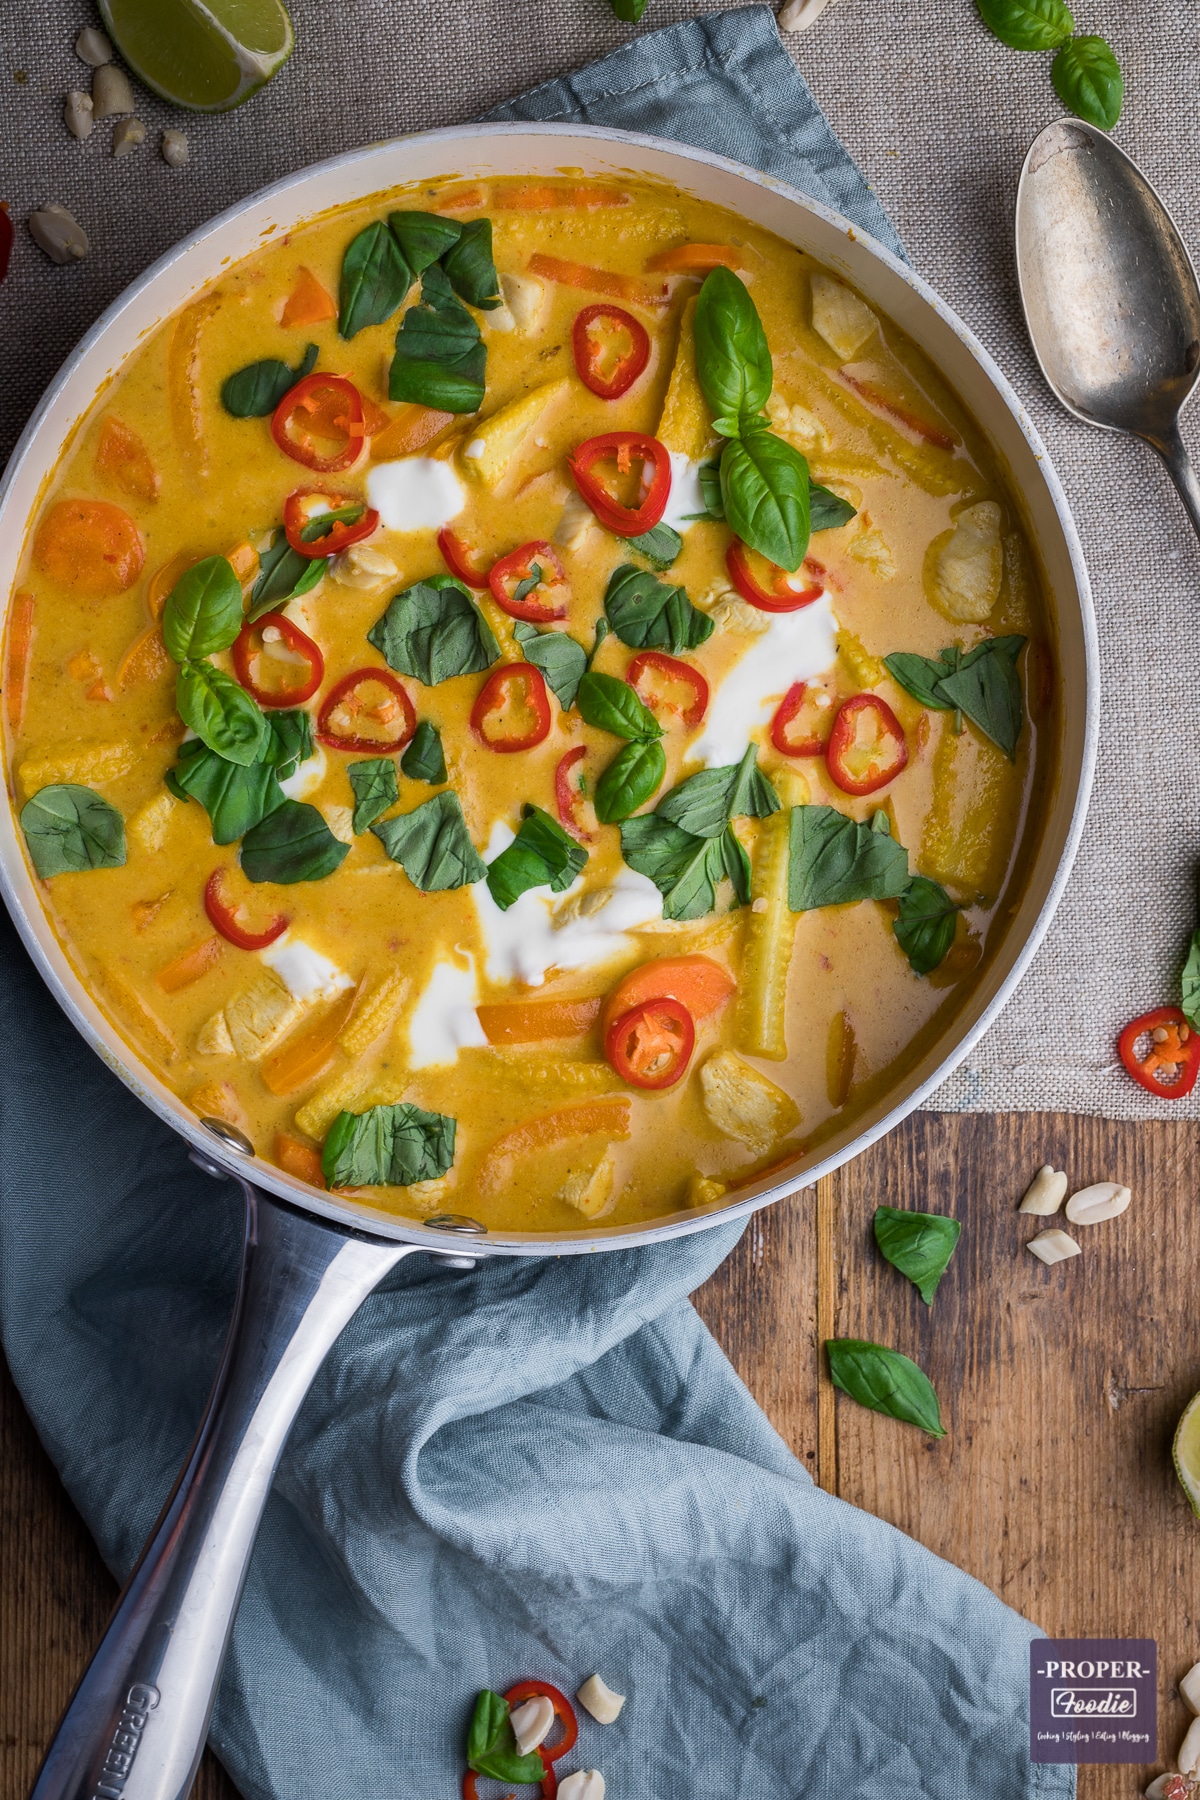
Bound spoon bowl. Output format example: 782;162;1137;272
1016;118;1200;532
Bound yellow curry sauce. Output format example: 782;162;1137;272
3;174;1053;1232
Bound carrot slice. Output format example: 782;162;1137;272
479;1099;632;1190
224;539;260;585
370;403;455;461
117;623;171;688
261;985;359;1097
477;995;602;1046
492;183;629;210
601;955;736;1036
157;935;224;993
275;1132;325;1187
33;499;144;597
528;253;670;309
839;373;959;452
281;267;337;327
646;243;751;274
435;184;487;213
5;591;35;734
95;416;160;503
145;549;197;620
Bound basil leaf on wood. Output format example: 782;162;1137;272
348;757;399;834
576;670;663;741
884;637;1026;760
788;805;911;911
976;0;1073;48
826;1339;946;1438
1051;34;1123;129
511;621;588;710
241;800;349;884
220;343;317;417
656;744;779;839
595;738;666;824
400;721;447;784
177;661;270;766
441;218;501;310
1182;928;1200;1031
21;785;125;877
894;876;959;976
604;563;714;656
809;480;857;532
873;1206;962;1306
388;210;462;275
247;531;328;622
338;220;413;340
694;266;773;431
322;1100;456;1189
166;742;285;844
620;814;730;922
720;427;811;571
623;522;683;569
485;804;588;910
368;578;499;685
389;264;486;412
163;555;245;662
372;790;486;891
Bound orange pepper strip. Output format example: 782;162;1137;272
260;985;360;1097
479;1099;632;1191
838;374;959;453
492;183;629;210
117;623;172;689
157;935;224;994
168;293;223;474
477;996;603;1046
370;403;456;462
435;184;487;213
645;243;751;274
95;416;160;503
281;266;338;327
145;549;197;621
5;591;35;734
275;1132;326;1187
360;394;392;437
528;253;670;310
225;539;260;585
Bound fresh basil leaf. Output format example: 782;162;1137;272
623;522;683;569
338;220;413;340
1051;34;1122;129
620;814;727;922
247;531;328;623
485;804;588;910
722;823;753;908
241;800;349;884
788;805;911;911
657;744;780;839
826;1339;946;1438
177;661;270;766
387;210;462;276
696;460;725;521
299;502;365;544
873;1206;962;1306
1182;927;1200;1031
694;266;773;428
467;1691;510;1769
576;670;663;741
348;758;399;834
604;564;714;656
261;707;314;773
400;721;447;784
474;1750;550;1785
882;650;957;712
595;738;666;825
606;0;650;20
20;785;125;878
167;741;285;844
720;428;811;571
322;1100;456;1188
976;0;1073;48
389;264;486;412
441;217;501;310
936;635;1025;760
368;579;499;685
510;563;545;607
809;480;857;532
871;808;894;836
511;621;588;710
895;876;959;976
220;343;317;418
372;789;486;891
163;555;245;662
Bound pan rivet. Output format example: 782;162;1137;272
424;1213;486;1271
191;1118;256;1177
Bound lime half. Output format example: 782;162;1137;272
98;0;293;112
1174;1389;1200;1518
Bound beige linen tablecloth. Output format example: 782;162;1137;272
0;0;1194;1117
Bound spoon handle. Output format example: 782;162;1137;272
1148;426;1200;548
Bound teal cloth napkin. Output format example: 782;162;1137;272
0;11;1068;1796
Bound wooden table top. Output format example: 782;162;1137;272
3;1108;1195;1800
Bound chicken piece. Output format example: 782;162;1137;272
810;273;879;361
488;271;547;337
553;489;598;553
556;1147;615;1219
20;740;138;796
848;516;896;581
329;543;398;591
129;790;178;853
459;378;570;489
686;1173;727;1208
928;501;1003;623
766;392;831;454
699;1050;800;1156
322;803;354;845
195;1011;234;1056
656;297;713;461
221;971;305;1061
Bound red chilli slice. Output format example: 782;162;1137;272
316;666;416;753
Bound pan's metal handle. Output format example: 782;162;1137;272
28;1168;424;1800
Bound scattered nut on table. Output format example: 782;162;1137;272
161;129;190;168
1063;1181;1131;1226
63;90;93;140
1018;1165;1068;1215
557;1773;605;1800
577;1674;625;1725
28;204;89;265
92;63;135;120
112;116;146;158
1026;1228;1081;1266
75;26;113;66
1180;1716;1200;1778
1180;1660;1200;1714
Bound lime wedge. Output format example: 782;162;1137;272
98;0;293;112
1174;1389;1200;1518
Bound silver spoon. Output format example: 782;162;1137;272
1015;118;1200;539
